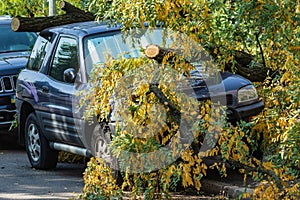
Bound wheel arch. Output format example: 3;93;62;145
18;101;35;146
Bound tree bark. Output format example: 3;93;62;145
144;44;193;69
144;44;270;82
59;0;95;19
229;50;270;82
145;44;176;63
149;84;181;126
11;13;95;32
13;1;271;82
11;1;96;32
60;1;86;14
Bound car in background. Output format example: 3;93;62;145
0;16;37;134
15;21;264;169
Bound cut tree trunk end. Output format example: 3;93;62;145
144;44;176;63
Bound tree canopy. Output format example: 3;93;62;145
81;0;299;199
1;0;299;199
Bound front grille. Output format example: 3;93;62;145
0;76;17;93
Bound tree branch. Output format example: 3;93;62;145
227;159;284;191
148;84;181;125
255;31;267;69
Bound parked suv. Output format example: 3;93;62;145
0;16;37;134
15;21;264;169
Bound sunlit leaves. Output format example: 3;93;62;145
0;0;88;17
80;157;122;199
79;0;300;199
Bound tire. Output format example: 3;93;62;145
25;113;58;169
91;124;121;182
91;124;117;167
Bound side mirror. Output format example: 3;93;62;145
63;68;76;83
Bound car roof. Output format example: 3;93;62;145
0;16;12;25
42;21;121;37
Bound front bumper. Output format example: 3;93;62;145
0;108;16;134
227;100;264;122
0;94;16;134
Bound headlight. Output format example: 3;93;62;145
238;85;258;103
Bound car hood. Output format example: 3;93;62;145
220;72;251;91
0;51;30;75
188;71;252;100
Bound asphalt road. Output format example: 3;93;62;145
0;134;85;200
0;133;257;200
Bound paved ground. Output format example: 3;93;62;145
0;133;257;200
0;134;85;200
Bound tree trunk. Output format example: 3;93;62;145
144;44;173;63
12;1;270;82
60;1;86;14
11;13;95;32
144;44;193;68
59;0;95;19
229;50;270;82
11;1;96;32
234;61;269;82
207;46;270;82
145;44;270;82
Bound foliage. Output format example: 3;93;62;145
79;157;122;199
78;0;300;199
0;0;89;17
81;37;226;199
58;151;86;164
2;0;299;199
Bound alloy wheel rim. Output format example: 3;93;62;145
95;138;110;160
27;123;41;162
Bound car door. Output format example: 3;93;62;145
38;36;83;146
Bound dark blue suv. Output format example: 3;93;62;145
15;21;264;169
0;16;37;135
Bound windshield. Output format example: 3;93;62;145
0;25;37;53
83;29;212;78
83;29;175;75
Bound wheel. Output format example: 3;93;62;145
91;124;117;168
91;124;121;182
25;113;58;169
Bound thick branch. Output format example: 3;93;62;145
255;32;267;69
149;84;181;125
209;46;271;82
60;1;86;14
11;13;95;32
227;159;284;191
60;1;95;19
145;44;176;63
11;1;96;32
144;44;194;70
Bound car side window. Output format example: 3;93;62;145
49;37;78;83
27;34;51;71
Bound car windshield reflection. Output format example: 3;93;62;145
0;26;36;53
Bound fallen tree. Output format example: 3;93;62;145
11;1;272;82
11;1;95;32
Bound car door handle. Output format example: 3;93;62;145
42;86;49;93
